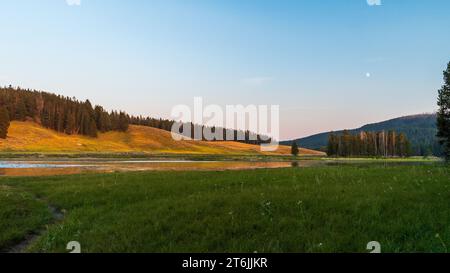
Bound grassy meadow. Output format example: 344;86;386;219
0;164;449;253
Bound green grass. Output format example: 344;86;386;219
0;185;52;250
0;164;449;253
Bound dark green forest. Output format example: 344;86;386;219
0;86;129;138
0;86;270;144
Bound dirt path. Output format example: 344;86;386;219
7;203;64;253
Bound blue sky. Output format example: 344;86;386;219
0;0;449;140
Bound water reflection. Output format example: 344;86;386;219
0;160;299;177
0;159;442;177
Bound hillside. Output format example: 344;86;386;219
281;114;442;156
0;87;271;145
0;121;324;156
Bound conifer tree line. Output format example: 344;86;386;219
0;86;271;144
0;86;129;138
327;130;412;157
437;61;450;160
129;117;271;144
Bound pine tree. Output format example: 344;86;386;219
88;119;98;137
118;112;129;132
327;133;339;156
291;141;299;156
437;61;450;160
0;106;10;139
341;130;351;157
64;109;76;135
15;99;27;121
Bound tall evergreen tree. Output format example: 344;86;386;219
15;99;27;121
437;61;450;160
0;106;10;139
327;133;338;156
291;141;299;156
118;112;129;132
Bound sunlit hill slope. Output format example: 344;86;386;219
0;122;324;156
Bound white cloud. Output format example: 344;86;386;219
242;77;273;86
367;0;381;6
66;0;81;6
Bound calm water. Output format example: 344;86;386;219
0;163;87;169
0;160;302;177
0;159;440;177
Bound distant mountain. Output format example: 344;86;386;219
281;114;443;156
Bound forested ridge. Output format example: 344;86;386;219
282;114;443;156
0;86;270;144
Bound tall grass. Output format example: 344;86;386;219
0;165;449;253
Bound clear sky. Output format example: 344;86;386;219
1;0;449;140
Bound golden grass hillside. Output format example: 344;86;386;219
0;121;325;156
